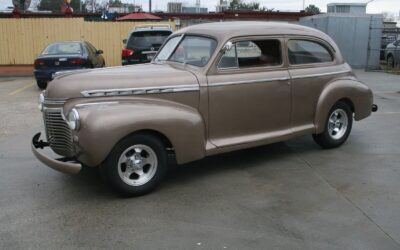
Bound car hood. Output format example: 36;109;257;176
46;63;199;99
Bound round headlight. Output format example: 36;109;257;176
38;92;45;112
67;108;80;131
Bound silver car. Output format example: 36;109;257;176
385;40;400;68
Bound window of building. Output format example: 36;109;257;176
336;5;350;13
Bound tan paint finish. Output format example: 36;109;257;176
46;63;199;99
74;99;205;166
36;21;374;170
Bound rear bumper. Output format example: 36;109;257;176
31;133;81;175
372;104;378;112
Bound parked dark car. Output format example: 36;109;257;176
121;26;172;65
34;41;105;89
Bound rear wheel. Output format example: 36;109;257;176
36;80;47;89
313;101;353;149
101;133;168;196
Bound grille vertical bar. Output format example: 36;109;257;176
44;109;75;157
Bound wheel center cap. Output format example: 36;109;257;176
130;155;142;168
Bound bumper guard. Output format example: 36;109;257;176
32;133;82;174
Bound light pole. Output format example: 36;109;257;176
149;0;151;13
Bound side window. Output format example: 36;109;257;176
218;44;238;68
218;39;282;69
288;40;333;65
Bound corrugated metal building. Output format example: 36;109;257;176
300;13;383;69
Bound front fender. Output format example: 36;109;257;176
315;79;373;134
71;99;206;166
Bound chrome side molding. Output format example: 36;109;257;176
81;84;200;97
290;70;350;79
209;77;290;87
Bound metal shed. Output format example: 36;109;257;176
300;13;383;69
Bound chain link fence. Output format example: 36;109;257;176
366;23;400;73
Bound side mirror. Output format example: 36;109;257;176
123;39;127;44
96;50;103;54
222;41;234;53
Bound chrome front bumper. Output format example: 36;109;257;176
32;133;81;174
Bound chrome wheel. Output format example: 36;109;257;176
327;109;348;140
117;144;158;186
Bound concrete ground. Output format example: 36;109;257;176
0;70;399;249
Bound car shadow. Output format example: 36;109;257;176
66;136;320;198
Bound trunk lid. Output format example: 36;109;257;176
35;54;87;69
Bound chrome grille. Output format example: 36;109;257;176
44;109;75;157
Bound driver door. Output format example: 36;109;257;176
207;38;291;147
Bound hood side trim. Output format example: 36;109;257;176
81;84;200;97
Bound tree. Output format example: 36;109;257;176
305;4;320;14
36;0;86;12
382;12;395;22
229;0;266;11
37;0;63;12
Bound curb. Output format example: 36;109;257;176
0;73;34;77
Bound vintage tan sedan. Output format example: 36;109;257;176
32;22;377;196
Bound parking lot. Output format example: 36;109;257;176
0;70;399;249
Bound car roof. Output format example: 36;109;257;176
132;27;172;33
175;21;332;43
47;41;87;46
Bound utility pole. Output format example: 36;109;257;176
149;0;151;12
196;0;200;13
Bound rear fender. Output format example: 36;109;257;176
315;79;373;134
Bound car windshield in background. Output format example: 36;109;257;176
156;35;217;67
127;31;171;48
42;42;83;55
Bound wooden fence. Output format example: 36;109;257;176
0;18;175;66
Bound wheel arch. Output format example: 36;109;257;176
129;129;174;149
314;79;372;134
74;100;207;167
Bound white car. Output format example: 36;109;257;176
385;40;400;68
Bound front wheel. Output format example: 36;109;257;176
313;101;353;149
101;133;168;196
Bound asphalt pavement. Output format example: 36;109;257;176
0;70;399;249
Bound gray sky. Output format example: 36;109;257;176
1;0;399;15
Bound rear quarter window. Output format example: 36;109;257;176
42;43;83;55
127;31;172;48
288;40;333;65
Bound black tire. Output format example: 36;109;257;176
313;101;353;149
36;80;47;89
101;133;168;196
387;54;395;69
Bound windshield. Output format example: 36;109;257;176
42;42;83;55
127;31;171;48
155;35;217;67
